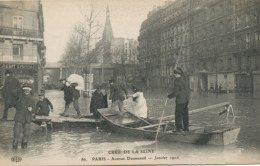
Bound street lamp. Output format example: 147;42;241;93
145;61;150;88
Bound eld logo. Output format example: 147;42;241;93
11;156;22;162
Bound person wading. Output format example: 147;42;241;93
12;83;36;151
167;67;190;132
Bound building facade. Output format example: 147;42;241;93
91;7;139;87
0;0;46;93
138;0;260;93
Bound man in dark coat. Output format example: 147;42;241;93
70;83;82;118
59;79;73;117
12;83;35;151
109;79;128;112
1;69;21;120
168;67;190;132
90;86;108;119
59;79;82;118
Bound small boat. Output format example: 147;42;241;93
97;108;240;146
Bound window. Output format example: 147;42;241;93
13;44;23;59
220;21;223;33
236;15;241;26
220;59;224;71
13;15;23;29
254;10;258;23
211;8;215;18
246;13;249;23
246;33;250;49
13;15;23;36
228;58;232;70
211;24;215;34
255;32;260;46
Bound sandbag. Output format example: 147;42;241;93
67;74;84;90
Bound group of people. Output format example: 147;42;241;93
0;66;190;152
89;79;149;120
0;70;54;151
88;67;190;133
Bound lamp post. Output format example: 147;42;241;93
145;61;150;89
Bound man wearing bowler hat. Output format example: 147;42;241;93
168;67;190;132
1;69;20;120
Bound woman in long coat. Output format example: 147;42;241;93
90;86;107;118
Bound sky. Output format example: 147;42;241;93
42;0;167;62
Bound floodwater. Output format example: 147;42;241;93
0;90;260;165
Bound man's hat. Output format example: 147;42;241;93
174;67;184;76
5;69;12;75
59;78;66;82
109;79;115;84
22;83;32;90
131;85;141;92
38;93;45;96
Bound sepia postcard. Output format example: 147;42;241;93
0;0;260;165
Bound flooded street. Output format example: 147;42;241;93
0;90;260;165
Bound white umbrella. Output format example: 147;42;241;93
67;74;84;90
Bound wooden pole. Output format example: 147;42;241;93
160;102;230;120
155;98;168;141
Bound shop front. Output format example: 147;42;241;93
0;63;41;93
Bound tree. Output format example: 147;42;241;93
74;0;102;73
61;0;102;74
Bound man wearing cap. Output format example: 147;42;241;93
12;83;35;151
109;79;128;112
36;93;54;116
168;67;190;132
1;69;21;120
59;78;72;117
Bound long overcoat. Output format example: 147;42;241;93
110;83;128;102
168;76;190;104
13;92;36;123
1;75;20;107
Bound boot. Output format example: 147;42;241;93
59;112;69;117
21;142;27;149
12;145;18;152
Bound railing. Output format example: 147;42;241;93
0;26;43;38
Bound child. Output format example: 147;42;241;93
36;93;54;116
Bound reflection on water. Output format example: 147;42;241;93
0;90;260;164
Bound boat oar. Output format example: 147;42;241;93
155;98;168;141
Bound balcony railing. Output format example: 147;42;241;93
0;26;43;38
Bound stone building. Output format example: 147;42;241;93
0;0;46;93
138;0;260;93
91;7;139;87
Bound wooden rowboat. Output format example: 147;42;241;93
97;108;240;146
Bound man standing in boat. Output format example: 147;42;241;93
109;79;128;112
168;67;190;132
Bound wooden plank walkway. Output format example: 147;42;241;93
32;115;101;129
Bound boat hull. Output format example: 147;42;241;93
98;108;240;146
